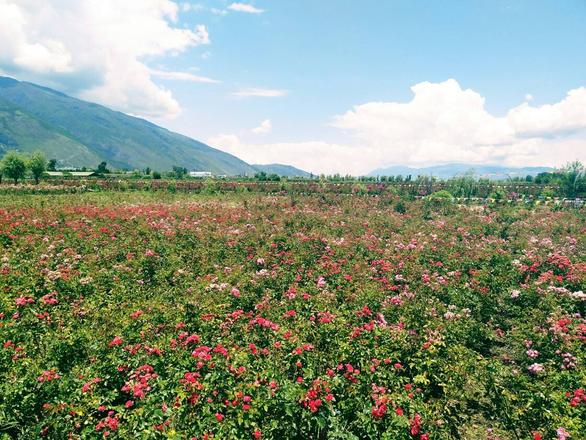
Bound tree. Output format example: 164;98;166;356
535;171;557;185
28;151;47;184
254;171;268;181
1;151;27;184
47;159;57;171
172;166;188;179
561;161;585;198
96;162;109;174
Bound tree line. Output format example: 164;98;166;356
0;151;116;184
312;162;586;198
0;151;47;184
1;150;585;198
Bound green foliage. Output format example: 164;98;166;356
0;191;584;438
27;151;47;184
0;150;26;184
96;161;110;174
560;161;585;198
429;189;453;199
488;188;506;201
444;175;476;198
426;190;454;207
172;166;188;179
254;171;281;182
394;201;407;214
535;161;586;198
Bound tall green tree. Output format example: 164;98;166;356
561;161;585;198
1;151;27;184
96;162;109;174
28;151;47;184
47;159;57;171
172;166;187;179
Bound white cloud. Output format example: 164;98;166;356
233;87;288;98
251;119;272;135
508;87;586;136
181;2;204;12
330;79;586;171
210;79;586;175
150;68;219;83
0;0;211;118
0;1;73;73
207;134;242;152
333;79;514;162
210;8;228;16
227;3;264;13
207;134;352;175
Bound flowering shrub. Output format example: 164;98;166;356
0;191;584;439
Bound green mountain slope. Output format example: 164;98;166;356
252;163;311;177
0;76;256;174
0;95;101;164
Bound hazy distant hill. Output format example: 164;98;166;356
0;76;256;174
252;163;311;177
368;163;552;180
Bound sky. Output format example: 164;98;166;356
1;0;585;175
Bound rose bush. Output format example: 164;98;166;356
0;191;584;439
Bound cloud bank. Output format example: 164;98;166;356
0;0;210;118
211;79;586;175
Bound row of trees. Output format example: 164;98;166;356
0;151;115;184
0;151;47;184
2;150;585;198
533;161;586;198
316;162;586;198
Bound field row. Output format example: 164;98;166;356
0;193;584;439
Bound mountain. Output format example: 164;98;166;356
0;76;256;174
252;163;311;177
368;163;553;180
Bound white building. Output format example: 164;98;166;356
46;171;97;177
189;171;213;178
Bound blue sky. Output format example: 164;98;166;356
167;0;585;127
1;0;585;173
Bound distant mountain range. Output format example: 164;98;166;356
0;76;256;174
368;163;553;180
252;163;311;177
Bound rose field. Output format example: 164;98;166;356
0;190;585;440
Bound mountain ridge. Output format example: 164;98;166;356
0;76;256;174
252;163;311;177
368;163;553;180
